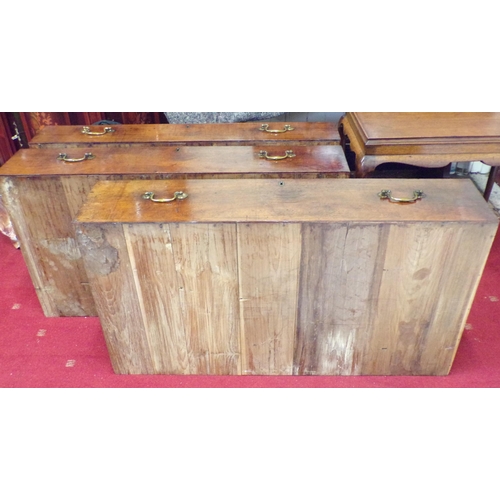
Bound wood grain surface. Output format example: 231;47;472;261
75;178;498;376
0;146;349;178
76;178;499;225
238;223;301;375
29;122;341;148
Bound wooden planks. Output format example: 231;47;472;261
294;223;389;375
0;176;97;317
238;223;301;375
74;176;498;376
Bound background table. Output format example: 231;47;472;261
339;112;500;200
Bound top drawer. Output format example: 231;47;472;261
29;122;341;148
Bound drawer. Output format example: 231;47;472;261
0;146;349;317
74;178;498;376
29;122;341;148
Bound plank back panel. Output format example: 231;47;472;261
294;223;389;375
168;223;241;375
238;223;301;375
123;224;190;375
75;224;154;374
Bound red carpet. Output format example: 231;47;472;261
1;227;500;388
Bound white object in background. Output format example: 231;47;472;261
469;161;491;174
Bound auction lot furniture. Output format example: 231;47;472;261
0;146;348;317
29;122;340;148
75;178;497;376
339;112;500;200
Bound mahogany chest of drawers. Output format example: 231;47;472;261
0;145;349;317
74;178;498;376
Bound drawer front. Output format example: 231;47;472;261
1;145;350;178
29;122;341;148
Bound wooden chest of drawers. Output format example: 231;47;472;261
74;178;498;376
29;122;340;148
0;146;349;317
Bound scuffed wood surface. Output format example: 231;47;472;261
76;225;154;374
1;176;97;317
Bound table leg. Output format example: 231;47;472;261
483;166;499;201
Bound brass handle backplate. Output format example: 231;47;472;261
81;126;115;136
142;191;188;203
259;124;294;133
378;189;424;203
57;152;95;162
259;150;296;161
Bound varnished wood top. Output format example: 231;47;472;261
0;146;349;177
346;112;500;155
75;178;498;225
29;122;340;147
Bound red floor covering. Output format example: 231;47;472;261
1;228;500;388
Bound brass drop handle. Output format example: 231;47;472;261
378;189;424;203
57;152;95;162
142;191;188;203
259;124;294;133
81;126;115;136
259;150;296;161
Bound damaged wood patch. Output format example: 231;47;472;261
76;226;120;275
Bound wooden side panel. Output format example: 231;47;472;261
237;223;301;375
75;224;155;374
123;224;190;374
60;175;101;220
294;223;388;375
168;223;241;375
1;177;96;317
359;222;498;375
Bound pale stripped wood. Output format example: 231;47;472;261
60;175;101;220
76;224;154;374
168;223;241;375
123;223;190;374
0;177;57;316
3;177;96;316
417;223;498;374
359;222;497;375
294;223;389;375
237;223;301;375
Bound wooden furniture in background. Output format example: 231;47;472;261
0;146;348;317
339;112;500;200
75;178;497;376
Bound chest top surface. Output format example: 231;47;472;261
75;178;499;226
0;145;348;177
29;122;341;146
